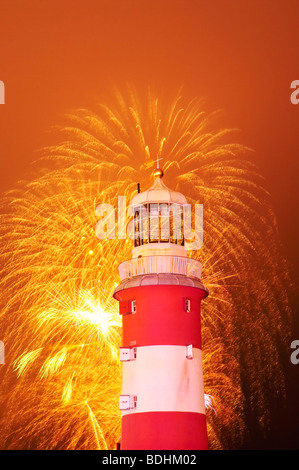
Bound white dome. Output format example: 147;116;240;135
131;176;187;206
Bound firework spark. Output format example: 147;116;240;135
0;85;292;449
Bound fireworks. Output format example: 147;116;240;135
0;84;292;449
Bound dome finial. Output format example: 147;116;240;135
153;155;164;179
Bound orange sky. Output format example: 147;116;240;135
0;0;298;276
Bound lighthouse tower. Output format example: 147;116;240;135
113;165;209;450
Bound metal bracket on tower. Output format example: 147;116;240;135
119;395;137;410
120;347;137;362
186;344;193;359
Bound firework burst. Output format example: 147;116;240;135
0;84;292;449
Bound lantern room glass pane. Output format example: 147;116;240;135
160;203;170;242
177;206;184;246
140;204;148;245
170;204;184;246
133;207;140;247
149;203;159;243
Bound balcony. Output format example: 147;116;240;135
118;255;202;281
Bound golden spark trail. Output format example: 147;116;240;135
0;84;293;449
86;401;108;450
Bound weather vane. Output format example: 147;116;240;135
156;155;163;169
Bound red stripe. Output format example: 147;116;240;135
121;411;208;450
115;285;206;348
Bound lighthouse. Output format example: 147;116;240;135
113;165;209;450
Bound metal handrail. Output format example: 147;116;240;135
118;255;202;281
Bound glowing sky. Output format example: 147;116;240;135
0;0;298;449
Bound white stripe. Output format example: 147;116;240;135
121;345;205;415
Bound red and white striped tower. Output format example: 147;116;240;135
113;165;209;450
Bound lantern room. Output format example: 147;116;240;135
131;168;187;259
